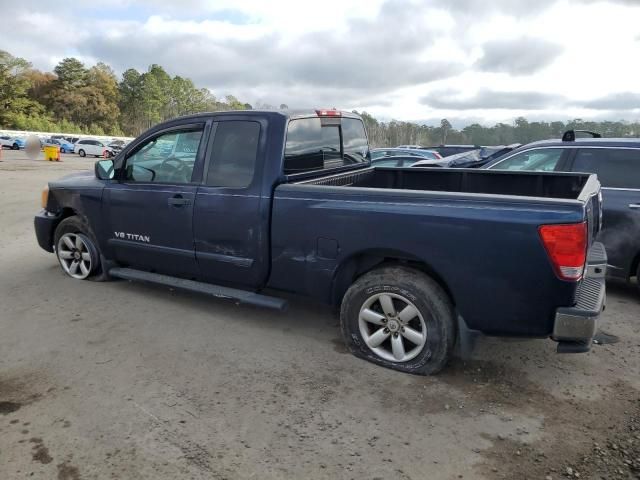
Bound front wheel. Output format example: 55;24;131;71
340;265;456;375
12;143;19;150
54;216;105;280
78;149;86;157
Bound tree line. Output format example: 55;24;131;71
1;50;639;144
358;113;640;148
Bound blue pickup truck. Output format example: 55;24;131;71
34;110;606;375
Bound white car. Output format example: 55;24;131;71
0;135;25;150
75;139;115;158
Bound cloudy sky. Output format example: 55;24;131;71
2;0;640;126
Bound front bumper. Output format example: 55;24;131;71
552;242;607;353
34;210;59;252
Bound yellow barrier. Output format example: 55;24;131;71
44;145;60;162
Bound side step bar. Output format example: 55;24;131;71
109;267;288;311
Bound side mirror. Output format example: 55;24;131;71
95;159;115;180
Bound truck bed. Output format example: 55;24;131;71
270;166;602;338
296;166;593;201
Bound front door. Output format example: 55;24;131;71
104;122;207;278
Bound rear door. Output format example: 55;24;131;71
568;147;640;279
193;116;269;287
104;121;208;277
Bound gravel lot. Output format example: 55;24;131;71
1;149;639;480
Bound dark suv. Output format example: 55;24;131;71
485;130;640;290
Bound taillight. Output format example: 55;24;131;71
538;222;587;281
316;109;341;117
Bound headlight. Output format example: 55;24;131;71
41;186;49;209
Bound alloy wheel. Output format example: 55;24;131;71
358;292;427;362
57;233;93;279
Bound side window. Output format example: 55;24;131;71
125;128;203;184
206;121;260;188
573;148;640;188
490;148;564;172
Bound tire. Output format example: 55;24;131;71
78;149;86;157
340;265;456;375
636;262;640;294
60;147;66;154
54;216;110;281
12;143;19;150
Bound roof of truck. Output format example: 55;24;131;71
171;109;361;123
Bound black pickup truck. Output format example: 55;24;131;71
34;110;606;375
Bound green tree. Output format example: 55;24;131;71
439;119;452;144
118;68;144;135
82;62;120;133
45;57;89;125
0;50;46;128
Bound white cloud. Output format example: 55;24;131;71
1;0;639;124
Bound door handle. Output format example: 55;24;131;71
629;204;640;209
168;195;192;207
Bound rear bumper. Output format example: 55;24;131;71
552;242;607;353
34;210;59;253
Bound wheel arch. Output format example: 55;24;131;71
51;207;81;236
330;249;455;308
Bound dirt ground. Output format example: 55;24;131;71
1;149;639;480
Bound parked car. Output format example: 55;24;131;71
75;139;115;158
484;130;640;291
0;135;25;150
44;138;75;154
429;145;480;157
34;111;605;375
412;144;521;168
371;155;428;167
371;147;442;160
396;144;426;149
107;140;128;154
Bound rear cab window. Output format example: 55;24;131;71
284;115;369;175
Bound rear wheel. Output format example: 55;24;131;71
340;265;456;375
60;147;66;154
12;143;19;150
78;149;86;157
636;262;640;294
